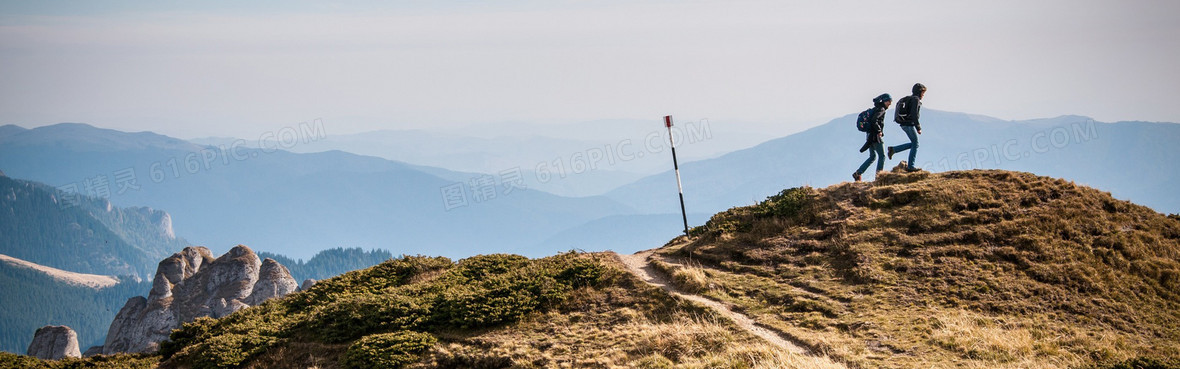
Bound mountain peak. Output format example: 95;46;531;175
1019;114;1096;125
0;122;201;152
0;124;27;139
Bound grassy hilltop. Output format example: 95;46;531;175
657;169;1180;368
3;169;1179;368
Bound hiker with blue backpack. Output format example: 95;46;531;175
853;93;892;182
888;83;926;171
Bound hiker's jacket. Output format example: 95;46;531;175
865;106;887;143
895;95;922;130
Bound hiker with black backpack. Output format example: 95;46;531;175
888;83;926;171
853;93;892;182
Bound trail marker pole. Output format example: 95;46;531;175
665;115;690;237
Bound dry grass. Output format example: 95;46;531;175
652;259;712;294
414;307;842;369
407;256;841;369
662;170;1180;368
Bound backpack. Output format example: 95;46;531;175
894;96;917;123
856;108;873;132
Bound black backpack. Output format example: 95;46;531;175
855;108;873;132
894;96;917;123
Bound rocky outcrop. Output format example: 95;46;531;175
27;325;80;360
101;245;296;354
300;278;317;291
244;258;299;306
135;207;176;240
83;345;103;357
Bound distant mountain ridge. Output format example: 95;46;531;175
0;123;635;259
0;123;199;152
188;117;771;198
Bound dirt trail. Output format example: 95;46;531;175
615;249;847;367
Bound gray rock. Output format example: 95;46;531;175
83;345;103;357
102;245;297;354
152;211;175;240
172;245;261;321
149;247;213;301
102;295;176;354
300;278;317;291
244;259;299;306
27;325;80;360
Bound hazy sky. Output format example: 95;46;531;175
1;0;1178;138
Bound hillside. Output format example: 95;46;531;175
2;252;842;368
649;169;1180;368
0;175;188;280
0;258;151;355
0;254;118;289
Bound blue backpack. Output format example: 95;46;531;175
855;108;873;132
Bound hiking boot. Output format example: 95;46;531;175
852;172;862;182
887;146;895;160
905;166;922;173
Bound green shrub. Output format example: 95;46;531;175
432;271;550;329
286;256;452;310
311;293;431;343
0;352;158;369
548;252;609;288
0;352;47;369
455;254;529;279
696;208;753;236
340;331;436;369
160;316;218;359
757;187;814;218
188;333;276;369
157;253;612;368
430;253;608;330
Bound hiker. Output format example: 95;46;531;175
888;83;926;171
853;93;892;182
